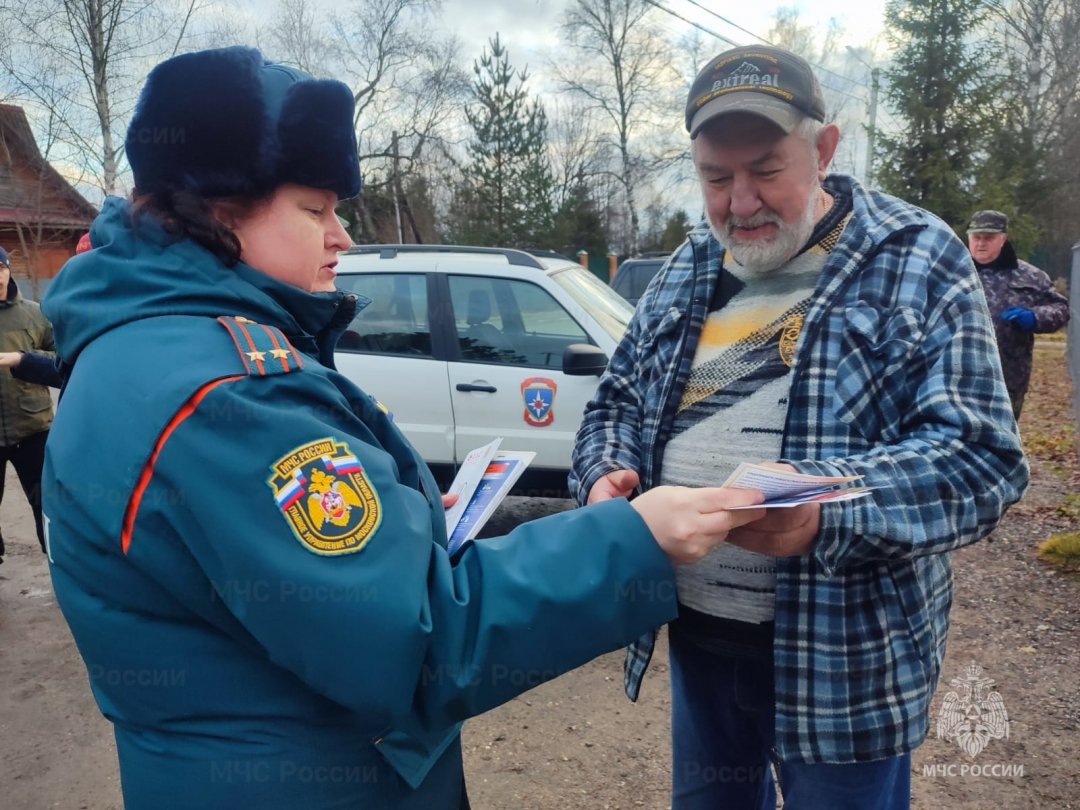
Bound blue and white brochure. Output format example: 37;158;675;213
446;445;535;555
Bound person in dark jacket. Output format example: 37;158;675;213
967;209;1070;418
41;46;768;809
0;247;55;561
0;350;65;388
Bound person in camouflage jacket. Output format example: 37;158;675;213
967;210;1070;419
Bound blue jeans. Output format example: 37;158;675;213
669;627;911;810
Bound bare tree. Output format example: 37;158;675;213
768;7;819;57
260;0;469;242
985;0;1080;275
988;0;1080;149
546;97;604;208
554;0;682;255
264;0;330;76
0;0;207;196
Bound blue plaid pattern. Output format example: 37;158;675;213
570;175;1029;763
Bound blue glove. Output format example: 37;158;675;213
1001;307;1037;331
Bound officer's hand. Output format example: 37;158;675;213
441;493;459;510
1001;306;1037;331
631;486;766;565
587;469;641;504
726;503;820;558
0;352;23;369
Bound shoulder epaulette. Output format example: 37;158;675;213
217;316;304;376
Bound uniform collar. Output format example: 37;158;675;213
44;196;361;364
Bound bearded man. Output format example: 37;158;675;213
570;45;1028;810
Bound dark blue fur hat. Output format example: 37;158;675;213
126;47;360;200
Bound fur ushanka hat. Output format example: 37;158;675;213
126;46;360;200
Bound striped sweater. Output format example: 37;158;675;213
663;209;852;632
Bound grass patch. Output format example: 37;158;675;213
1020;341;1077;471
1058;494;1080;521
1022;423;1077;471
1022;344;1080;581
1037;531;1080;574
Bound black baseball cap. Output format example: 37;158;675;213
686;45;826;138
967;210;1008;234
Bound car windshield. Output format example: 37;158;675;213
548;265;634;341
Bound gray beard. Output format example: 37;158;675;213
712;184;822;274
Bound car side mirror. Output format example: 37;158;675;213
562;343;609;377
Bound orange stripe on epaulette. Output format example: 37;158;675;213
234;321;268;375
121;375;244;555
217;316;303;376
258;323;302;372
219;318;254;374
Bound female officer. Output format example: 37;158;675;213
41;47;764;809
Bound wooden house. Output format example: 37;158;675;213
0;104;97;299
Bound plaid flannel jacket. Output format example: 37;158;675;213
569;175;1029;763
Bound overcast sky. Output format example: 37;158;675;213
435;0;891;69
19;0;894;202
424;0;892;184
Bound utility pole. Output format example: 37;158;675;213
866;68;880;187
391;131;404;243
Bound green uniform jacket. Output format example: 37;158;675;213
42;198;677;809
0;280;54;444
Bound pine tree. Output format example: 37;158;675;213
661;211;692;252
875;0;1002;230
551;171;608;262
446;35;555;248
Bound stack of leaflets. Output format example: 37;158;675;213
722;463;873;509
444;438;535;555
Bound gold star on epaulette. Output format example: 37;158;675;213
235;316;255;324
247;350;267;362
269;348;290;360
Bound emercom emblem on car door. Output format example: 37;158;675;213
521;377;557;427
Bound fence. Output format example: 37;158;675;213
1071;243;1080;441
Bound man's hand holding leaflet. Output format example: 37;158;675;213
722;462;873;509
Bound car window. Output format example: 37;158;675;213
448;275;589;369
610;269;636;296
550;266;634;341
612;260;663;302
335;273;432;356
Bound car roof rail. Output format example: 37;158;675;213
528;249;576;262
344;244;546;270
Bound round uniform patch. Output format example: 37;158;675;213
267;438;382;555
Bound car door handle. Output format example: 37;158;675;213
456;383;497;393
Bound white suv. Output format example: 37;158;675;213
333;245;634;494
